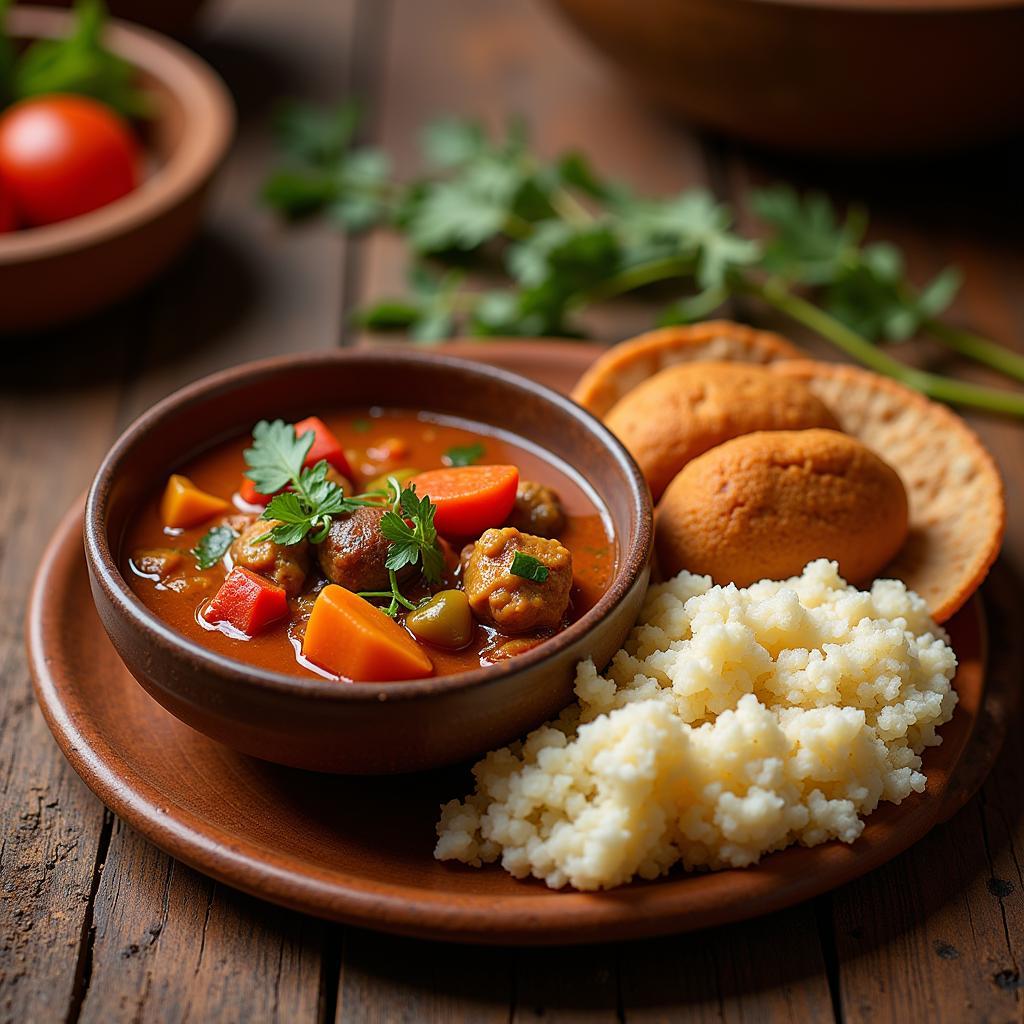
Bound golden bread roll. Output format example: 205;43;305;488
656;429;909;587
605;362;840;499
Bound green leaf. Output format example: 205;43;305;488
918;267;962;319
752;186;864;286
14;0;151;118
273;100;359;167
243;419;313;495
262;170;337;218
510;550;549;582
443;442;485;466
422;117;486;167
378;485;444;583
190;524;236;570
0;0;15;107
406;179;510;252
356;300;423;331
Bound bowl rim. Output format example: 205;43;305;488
0;5;235;265
84;348;654;703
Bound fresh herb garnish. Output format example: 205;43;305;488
358;477;445;616
190;524;236;570
3;0;151;117
510;551;549;583
352;418;372;433
443;442;485;467
244;419;376;545
264;106;1024;417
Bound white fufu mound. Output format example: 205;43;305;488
435;560;957;891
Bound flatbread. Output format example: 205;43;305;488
571;321;803;417
772;360;1005;623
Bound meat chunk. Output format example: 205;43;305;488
463;527;573;634
132;548;185;579
317;506;413;593
507;481;566;537
230;518;310;597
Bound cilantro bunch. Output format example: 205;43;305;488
263;106;1024;418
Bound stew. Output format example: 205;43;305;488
124;409;615;682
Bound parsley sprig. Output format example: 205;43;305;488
264;106;1024;418
357;477;445;616
191;524;235;570
243;419;376;545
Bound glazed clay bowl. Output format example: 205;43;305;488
0;7;234;332
549;0;1024;156
84;350;653;774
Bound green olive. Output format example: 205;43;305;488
365;467;419;495
406;589;473;649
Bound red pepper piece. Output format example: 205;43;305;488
205;567;288;636
294;416;353;477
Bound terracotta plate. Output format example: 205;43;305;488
29;342;993;945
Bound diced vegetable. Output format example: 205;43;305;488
408;465;519;537
132;548;184;579
293;416;353;477
405;590;473;649
204;567;288;636
161;474;230;529
238;474;273;506
302;585;433;681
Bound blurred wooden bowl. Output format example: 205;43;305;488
0;7;234;332
549;0;1024;155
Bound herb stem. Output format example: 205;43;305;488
550;185;594;227
580;255;695;304
924;318;1024;384
745;276;1024;417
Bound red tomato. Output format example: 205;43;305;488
0;94;139;227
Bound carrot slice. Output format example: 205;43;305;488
302;585;433;682
205;567;288;636
408;465;519;537
161;474;230;529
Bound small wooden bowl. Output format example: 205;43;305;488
0;7;234;331
549;0;1024;155
83;351;654;774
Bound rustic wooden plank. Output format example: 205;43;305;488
620;903;836;1023
336;928;512;1023
0;311;137;1024
76;819;326;1024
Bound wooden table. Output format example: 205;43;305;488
2;1;1022;1020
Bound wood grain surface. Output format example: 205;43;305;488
1;0;1022;1021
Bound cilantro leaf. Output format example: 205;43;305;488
510;551;549;582
244;419;313;495
190;524;235;570
443;443;485;467
380;485;444;583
